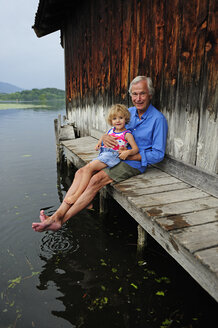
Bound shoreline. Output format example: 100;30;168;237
0;103;50;110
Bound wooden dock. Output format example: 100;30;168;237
60;136;218;302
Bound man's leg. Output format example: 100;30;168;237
32;167;86;231
65;160;107;205
62;170;113;223
32;170;113;232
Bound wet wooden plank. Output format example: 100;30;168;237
144;196;218;218
172;222;218;253
156;208;218;230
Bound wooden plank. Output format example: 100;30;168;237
115;182;191;196
127;188;208;208
129;0;140;81
196;0;218;174
138;167;170;178
156;208;218;231
117;175;182;188
110;0;122;103
172;222;218;253
115;173;190;192
155;155;218;197
61;137;97;166
143;196;218;218
161;0;180;110
120;0;131;101
63;146;88;169
195;247;218;275
62;136;97;151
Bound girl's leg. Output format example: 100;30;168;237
64;160;107;205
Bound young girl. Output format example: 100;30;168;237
64;104;139;205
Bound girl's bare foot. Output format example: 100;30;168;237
39;210;48;222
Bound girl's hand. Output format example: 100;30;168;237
95;143;101;151
118;150;130;160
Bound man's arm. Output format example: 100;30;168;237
140;117;168;166
95;136;103;151
126;153;142;161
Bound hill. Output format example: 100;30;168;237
0;88;65;102
0;82;23;94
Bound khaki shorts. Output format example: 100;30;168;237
103;161;141;183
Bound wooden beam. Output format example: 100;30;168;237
154;155;218;197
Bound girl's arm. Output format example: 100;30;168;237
95;136;103;151
118;133;139;160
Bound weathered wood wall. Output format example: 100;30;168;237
63;0;217;174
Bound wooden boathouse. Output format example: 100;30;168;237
33;0;218;302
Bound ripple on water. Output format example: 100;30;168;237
40;229;80;254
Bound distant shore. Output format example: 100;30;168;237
0;103;49;110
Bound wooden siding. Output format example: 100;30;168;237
63;0;217;174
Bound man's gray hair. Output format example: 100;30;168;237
129;76;155;97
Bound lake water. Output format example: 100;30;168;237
0;106;217;328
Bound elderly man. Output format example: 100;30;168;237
32;76;168;232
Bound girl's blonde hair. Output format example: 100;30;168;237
107;104;130;125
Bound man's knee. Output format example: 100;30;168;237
76;165;89;176
89;170;112;189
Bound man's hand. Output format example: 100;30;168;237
102;134;118;148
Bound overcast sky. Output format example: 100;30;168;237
0;0;65;90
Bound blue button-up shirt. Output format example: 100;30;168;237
125;104;168;173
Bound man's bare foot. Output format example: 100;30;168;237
32;217;62;232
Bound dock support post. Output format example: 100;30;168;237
54;118;62;164
137;225;147;257
99;188;109;214
66;158;72;175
